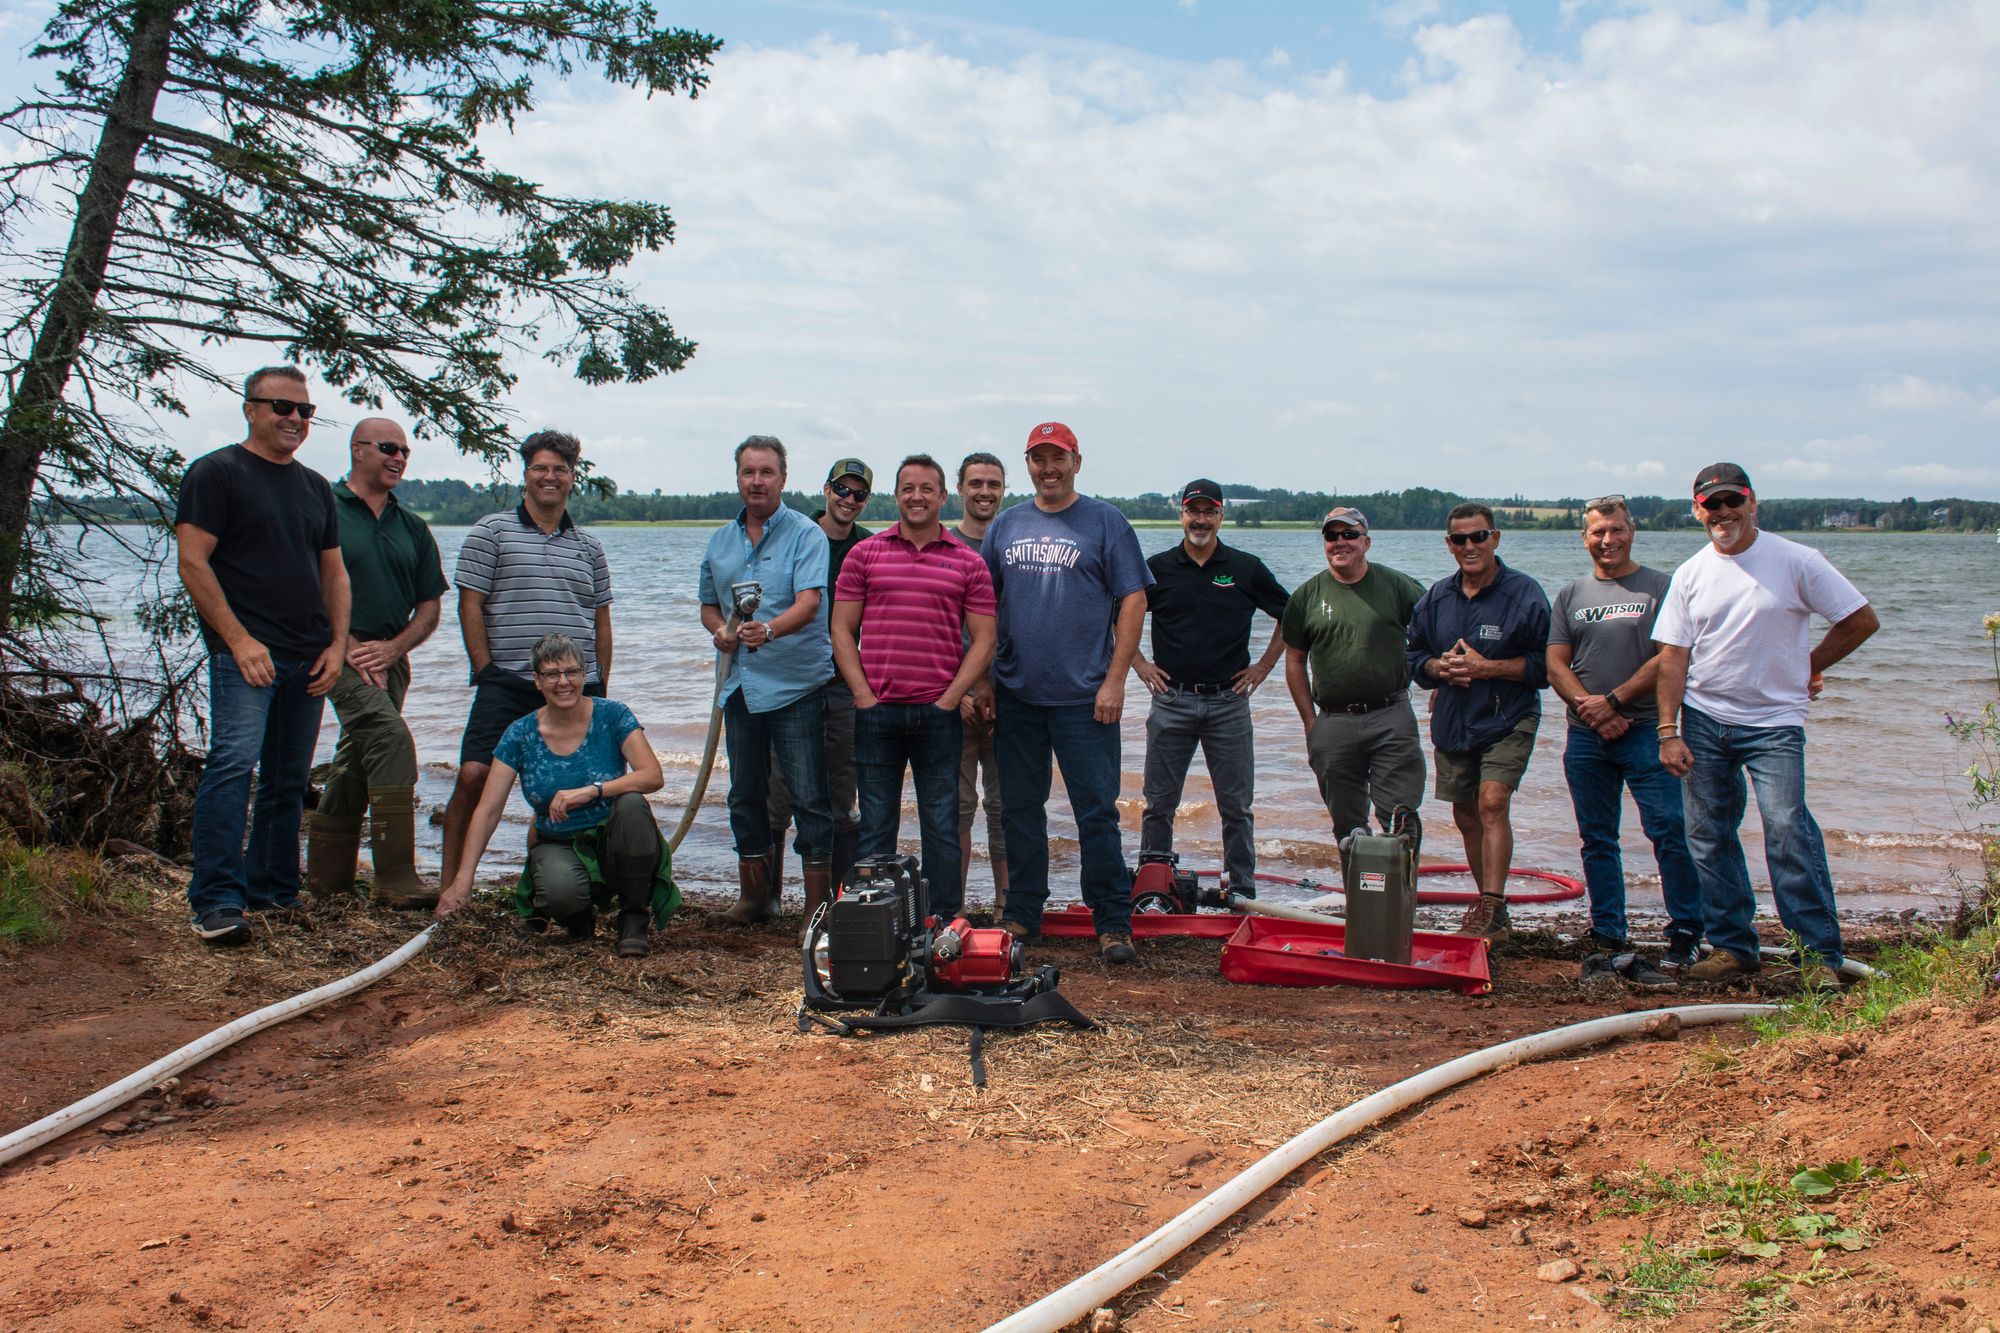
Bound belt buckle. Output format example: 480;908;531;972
1342;700;1370;715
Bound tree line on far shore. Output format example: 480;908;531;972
49;479;2000;533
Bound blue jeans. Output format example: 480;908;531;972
855;700;964;917
723;687;832;860
1680;705;1843;968
994;684;1131;936
189;652;326;918
1562;725;1704;945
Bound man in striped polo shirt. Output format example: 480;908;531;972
440;430;613;886
831;454;997;920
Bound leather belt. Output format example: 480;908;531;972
1319;692;1407;716
1184;682;1234;696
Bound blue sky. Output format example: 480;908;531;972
2;0;1996;501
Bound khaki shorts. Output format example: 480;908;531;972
1434;713;1540;805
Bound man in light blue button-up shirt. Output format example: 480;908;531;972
698;435;836;929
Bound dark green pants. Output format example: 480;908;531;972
526;793;665;919
320;660;416;820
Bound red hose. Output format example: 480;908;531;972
1187;865;1584;905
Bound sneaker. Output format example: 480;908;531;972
1616;953;1679;992
1578;951;1622;992
1455;893;1510;941
192;908;252;947
999;919;1035;943
1687;949;1758;982
1098;932;1137;965
1660;930;1701;972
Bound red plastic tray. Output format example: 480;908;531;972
1218;916;1492;994
1036;905;1244;940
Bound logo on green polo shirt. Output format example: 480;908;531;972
1212;574;1236;587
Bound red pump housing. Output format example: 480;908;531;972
929;918;1020;990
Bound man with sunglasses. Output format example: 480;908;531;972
1282;506;1426;850
1407;504;1552;941
175;365;349;945
764;458;874;898
1133;480;1289;902
306;418;449;910
1654;463;1878;986
442;429;613;890
1547;495;1698;990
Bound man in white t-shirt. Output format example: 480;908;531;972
1653;463;1879;985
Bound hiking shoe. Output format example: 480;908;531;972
1617;953;1679;992
1588;931;1629;954
1098;932;1137;965
1802;963;1845;991
999;919;1035;943
192;908;252;947
1455;893;1510;941
1687;949;1757;982
1660;930;1701;972
1578;951;1622;993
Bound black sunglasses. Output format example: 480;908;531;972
1322;527;1366;543
246;396;316;420
1447;529;1496;546
360;440;411;458
829;481;869;501
1698;492;1748;512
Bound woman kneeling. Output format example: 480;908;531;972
436;633;677;955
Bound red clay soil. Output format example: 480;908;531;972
1;897;1995;1332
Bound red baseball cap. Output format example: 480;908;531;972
1025;421;1079;453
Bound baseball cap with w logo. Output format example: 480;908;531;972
1025;422;1079;453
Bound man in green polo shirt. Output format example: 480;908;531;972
305;417;449;908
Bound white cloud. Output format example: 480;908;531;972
1889;462;1998;488
30;3;2000;501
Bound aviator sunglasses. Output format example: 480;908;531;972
1447;528;1496;546
1698;492;1748;512
245;396;316;420
829;481;869;501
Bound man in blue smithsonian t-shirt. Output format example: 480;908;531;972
982;421;1152;963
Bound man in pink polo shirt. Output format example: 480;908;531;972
832;454;998;918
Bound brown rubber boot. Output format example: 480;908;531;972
367;787;438;911
305;811;364;899
765;825;789;917
708;855;774;929
801;859;834;943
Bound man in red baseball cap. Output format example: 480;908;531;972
1653;462;1879;986
978;422;1153;964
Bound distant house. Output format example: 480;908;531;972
1932;506;1952;522
1821;509;1860;529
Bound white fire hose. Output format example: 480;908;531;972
0;925;437;1168
981;1003;1774;1333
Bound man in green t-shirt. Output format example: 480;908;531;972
306;417;449;908
1280;507;1427;842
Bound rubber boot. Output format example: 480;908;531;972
616;910;650;958
801;859;834;944
305;811;363;899
367;787;438;911
830;823;860;899
708;855;774;929
764;825;788;917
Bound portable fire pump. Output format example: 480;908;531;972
797;857;1091;1085
1129;849;1208;915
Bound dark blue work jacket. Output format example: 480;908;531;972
1405;558;1552;753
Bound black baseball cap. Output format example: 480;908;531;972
1692;462;1752;500
1179;478;1224;508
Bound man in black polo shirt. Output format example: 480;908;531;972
1132;479;1288;899
1281;506;1427;846
306;417;449;909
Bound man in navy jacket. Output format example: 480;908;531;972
1407;503;1552;940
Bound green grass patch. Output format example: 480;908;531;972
1594;1146;1903;1320
1749;926;1999;1040
0;837;151;950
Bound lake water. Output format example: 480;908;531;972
71;524;2000;920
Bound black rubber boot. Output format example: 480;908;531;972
616;909;649;957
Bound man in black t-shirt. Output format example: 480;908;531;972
1131;480;1289;899
175;365;349;946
